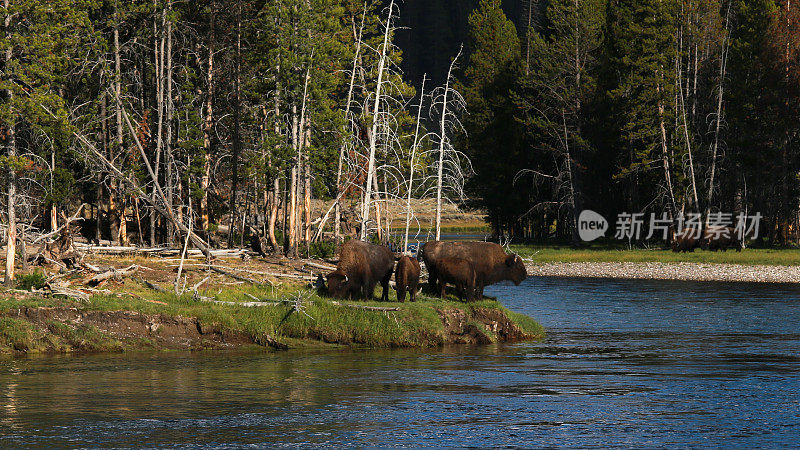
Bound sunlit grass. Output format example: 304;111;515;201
512;244;800;266
1;280;543;354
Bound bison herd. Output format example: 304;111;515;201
324;240;528;302
670;226;743;253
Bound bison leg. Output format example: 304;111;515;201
438;281;447;299
364;283;377;300
427;267;438;294
456;283;465;302
475;283;485;299
380;272;392;302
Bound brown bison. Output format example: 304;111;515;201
701;226;742;252
436;257;478;301
326;240;394;300
394;255;421;302
671;227;701;252
420;241;527;298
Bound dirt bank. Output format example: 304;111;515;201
527;262;800;283
1;303;541;356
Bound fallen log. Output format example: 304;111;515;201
44;284;91;302
329;301;400;311
87;264;139;287
198;298;281;307
133;277;169;293
206;265;274;287
302;261;336;272
74;244;250;258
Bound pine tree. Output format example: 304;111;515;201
1;0;92;283
517;0;605;243
606;0;680;218
460;0;524;238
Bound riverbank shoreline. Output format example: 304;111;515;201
526;261;800;283
0;252;544;355
0;299;543;356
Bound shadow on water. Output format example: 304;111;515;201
2;277;800;447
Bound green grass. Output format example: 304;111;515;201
0;280;543;354
0;317;123;355
0;317;39;353
511;244;800;266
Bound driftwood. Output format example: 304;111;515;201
87;264;139;287
74;244;250;258
198;298;281;307
134;277;168;293
206;265;274;286
192;276;210;292
31;204;88;245
31;220;83;269
302;261;336;272
329;301;400;311
43;284;91;302
267;272;316;281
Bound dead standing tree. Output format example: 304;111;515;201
430;47;470;241
403;74;429;253
360;0;397;241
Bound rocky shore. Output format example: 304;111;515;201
526;262;800;283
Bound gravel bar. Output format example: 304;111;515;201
526;262;800;284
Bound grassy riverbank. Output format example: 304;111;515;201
512;244;800;266
0;271;543;356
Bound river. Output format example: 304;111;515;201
2;277;799;447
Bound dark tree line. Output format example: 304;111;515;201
459;0;800;245
2;0;799;284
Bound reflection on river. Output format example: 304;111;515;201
2;277;800;447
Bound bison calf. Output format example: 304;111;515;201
394;255;421;302
436;257;478;302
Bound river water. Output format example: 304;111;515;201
2;277;800;447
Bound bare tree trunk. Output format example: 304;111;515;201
708;2;731;212
50;148;58;231
657;84;677;219
112;2;123;245
97;92;107;244
119;198;128;245
404;75;427;253
228;0;242;247
268;88;281;253
269;177;280;251
362;0;395;240
335;5;367;240
288;165;297;256
678;54;699;209
3;6;15;284
435;52;459;241
201;2;215;235
372;172;383;242
304;128;311;243
563;112;579;244
165;4;174;244
151;2;166;246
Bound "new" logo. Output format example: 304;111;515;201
578;210;608;242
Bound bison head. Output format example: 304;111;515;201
326;270;351;298
505;254;527;285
